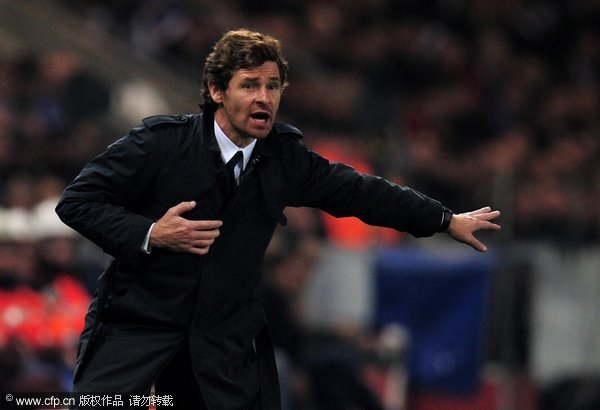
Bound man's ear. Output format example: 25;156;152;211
208;82;223;104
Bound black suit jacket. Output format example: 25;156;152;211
56;106;445;408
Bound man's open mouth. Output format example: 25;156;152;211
250;112;271;123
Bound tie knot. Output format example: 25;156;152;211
227;151;243;171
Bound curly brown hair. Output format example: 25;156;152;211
201;29;289;109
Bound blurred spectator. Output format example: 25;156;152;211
0;207;35;287
0;198;91;390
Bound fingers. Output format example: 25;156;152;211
168;201;197;216
484;222;502;231
447;208;501;252
187;224;221;243
470;215;501;251
472;210;501;222
188;239;218;255
464;208;502;231
151;201;224;255
180;220;222;254
188;247;211;256
187;223;223;254
467;207;502;220
474;214;501;231
188;219;223;231
467;206;491;216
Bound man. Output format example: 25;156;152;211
56;29;501;409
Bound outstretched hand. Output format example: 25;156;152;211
150;201;222;255
446;207;501;252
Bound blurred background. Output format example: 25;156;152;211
0;0;598;409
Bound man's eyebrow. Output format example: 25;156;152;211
240;75;281;82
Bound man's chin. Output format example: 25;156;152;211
235;129;271;146
249;128;273;140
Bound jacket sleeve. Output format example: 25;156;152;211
55;124;160;258
284;138;444;238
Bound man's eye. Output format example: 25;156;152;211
268;83;280;90
243;83;255;89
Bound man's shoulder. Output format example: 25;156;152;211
273;122;303;139
119;114;201;150
141;114;199;130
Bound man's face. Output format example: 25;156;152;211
210;61;282;147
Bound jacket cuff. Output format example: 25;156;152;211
437;207;453;232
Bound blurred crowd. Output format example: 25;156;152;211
61;0;600;243
0;0;598;407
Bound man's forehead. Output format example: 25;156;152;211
235;62;281;80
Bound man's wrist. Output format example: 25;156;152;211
438;207;453;233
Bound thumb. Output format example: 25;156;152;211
169;201;196;216
468;235;488;253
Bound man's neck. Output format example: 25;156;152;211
214;113;254;148
214;121;256;169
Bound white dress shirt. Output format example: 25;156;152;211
213;121;256;182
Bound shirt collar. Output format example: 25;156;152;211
213;121;256;169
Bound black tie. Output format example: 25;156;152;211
227;151;243;185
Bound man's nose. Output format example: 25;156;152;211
256;87;271;104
